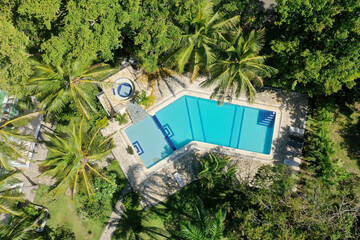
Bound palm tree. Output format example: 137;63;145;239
201;29;277;103
134;90;154;109
0;111;43;170
27;61;115;119
0;214;41;240
0;170;24;215
178;199;227;240
198;153;236;190
40;117;115;200
171;0;240;82
115;113;128;125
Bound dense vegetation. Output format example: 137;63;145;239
0;0;359;239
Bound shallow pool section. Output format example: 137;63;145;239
125;96;276;168
125;116;173;168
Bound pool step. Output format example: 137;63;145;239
132;141;144;155
258;111;276;126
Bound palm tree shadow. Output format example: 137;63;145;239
111;208;170;239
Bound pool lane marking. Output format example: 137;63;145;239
196;98;206;142
185;97;195;140
236;108;245;149
228;106;237;147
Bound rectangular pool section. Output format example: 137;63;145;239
125;96;276;168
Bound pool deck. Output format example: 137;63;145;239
101;74;308;209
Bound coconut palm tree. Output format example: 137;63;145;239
201;29;277;103
198;153;236;190
0;170;24;215
0;214;42;240
178;199;227;240
27;61;115;119
0;111;43;170
171;0;240;82
40;117;115;200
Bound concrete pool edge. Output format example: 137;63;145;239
120;89;283;175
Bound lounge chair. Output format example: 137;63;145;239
289;126;305;136
174;173;185;187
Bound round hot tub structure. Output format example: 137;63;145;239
111;78;135;101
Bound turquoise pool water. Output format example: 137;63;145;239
125;95;276;168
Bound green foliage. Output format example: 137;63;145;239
115;113;129;125
39;0;127;66
304;102;352;183
42;226;76;240
198;153;236;191
202;29;277;102
40;118;114;200
269;0;360;96
76;173;120;222
119;0;181;72
218;0;266;29
0;171;24;215
304;107;335;178
0;16;32;97
122;191;141;210
0;214;41;240
77;193;112;222
0;112;43;170
112;207;169;240
170;0;240;81
27;61;114;120
126;145;134;155
135;90;154;108
177;199;226;240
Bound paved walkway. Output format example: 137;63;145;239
99;183;132;240
126;102;149;123
15;118;54;203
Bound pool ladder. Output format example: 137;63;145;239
258;111;276;126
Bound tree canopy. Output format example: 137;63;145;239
269;0;360;96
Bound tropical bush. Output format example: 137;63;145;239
115;113;129;125
122;191;141;210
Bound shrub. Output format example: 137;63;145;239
76;173;119;222
115;113;129;125
126;145;134;154
122;191;141;210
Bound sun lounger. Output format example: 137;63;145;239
288;140;304;149
289;126;305;136
174;173;185;187
289;134;304;143
284;159;300;167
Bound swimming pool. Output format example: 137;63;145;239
125;95;276;168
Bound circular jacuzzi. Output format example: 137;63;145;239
112;78;135;100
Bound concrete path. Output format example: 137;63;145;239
126;102;149;123
100;183;132;240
